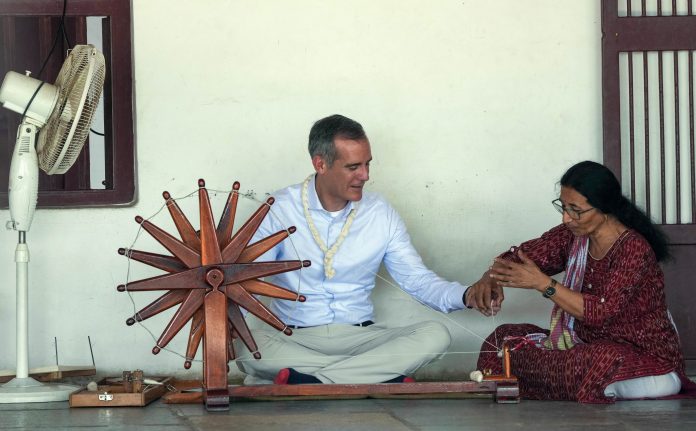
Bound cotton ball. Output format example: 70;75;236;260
469;370;484;383
86;381;98;391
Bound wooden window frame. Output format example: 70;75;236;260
0;0;134;207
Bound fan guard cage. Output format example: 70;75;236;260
37;45;106;174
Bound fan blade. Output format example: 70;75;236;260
239;279;305;302
163;191;201;252
216;182;240;249
237;227;296;263
198;181;223;265
118;248;187;273
127;290;188;325
136;217;201;268
221;197;274;263
227;284;287;332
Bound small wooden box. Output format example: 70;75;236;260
69;376;173;408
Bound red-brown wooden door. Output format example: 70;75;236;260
602;0;696;373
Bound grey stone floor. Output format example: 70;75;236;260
1;397;695;431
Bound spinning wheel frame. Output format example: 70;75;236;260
118;179;309;410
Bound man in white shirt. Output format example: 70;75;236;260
236;114;470;385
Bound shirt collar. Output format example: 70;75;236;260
307;174;358;217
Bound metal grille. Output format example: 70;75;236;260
618;50;695;224
618;0;695;17
612;0;696;225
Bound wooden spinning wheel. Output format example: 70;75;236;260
117;179;309;410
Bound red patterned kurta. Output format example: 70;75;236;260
477;224;689;403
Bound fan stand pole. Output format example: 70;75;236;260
0;232;79;403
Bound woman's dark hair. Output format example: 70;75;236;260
560;160;670;262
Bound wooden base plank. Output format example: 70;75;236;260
162;380;520;404
0;366;96;383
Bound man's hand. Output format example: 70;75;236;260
465;271;504;316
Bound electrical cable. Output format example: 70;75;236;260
19;0;68;124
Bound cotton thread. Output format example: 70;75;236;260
124;184;501;366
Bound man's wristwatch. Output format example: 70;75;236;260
463;286;473;309
542;278;557;299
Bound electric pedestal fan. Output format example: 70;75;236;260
0;44;105;403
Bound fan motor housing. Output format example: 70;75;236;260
0;71;58;126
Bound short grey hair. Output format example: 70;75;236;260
308;114;367;166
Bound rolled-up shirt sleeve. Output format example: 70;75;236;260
382;205;467;313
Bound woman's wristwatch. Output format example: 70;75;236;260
542;278;557;298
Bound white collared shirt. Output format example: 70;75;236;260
252;175;467;327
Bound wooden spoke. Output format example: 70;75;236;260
216;182;240;249
163;191;201;252
227;284;289;333
228;341;236;362
127;290;188;325
218;260;310;286
118;266;209;292
221;198;274;263
136;217;201;268
156;290;206;350
184;309;205;369
240;279;305;302
198;181;223;265
227;320;236;362
237;227;296;263
227;302;260;358
118;248;187;273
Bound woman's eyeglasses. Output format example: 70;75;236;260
551;199;595;220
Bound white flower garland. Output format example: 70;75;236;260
301;174;359;279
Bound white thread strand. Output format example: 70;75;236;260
231;200;307;364
122;185;501;367
123;189;198;361
369;270;500;352
234;350;501;363
492;300;499;350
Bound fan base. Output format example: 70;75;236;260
0;377;79;403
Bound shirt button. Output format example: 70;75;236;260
587;283;592;289
600;297;605;303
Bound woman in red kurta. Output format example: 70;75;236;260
469;161;692;403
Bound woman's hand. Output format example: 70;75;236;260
489;250;548;292
466;271;504;316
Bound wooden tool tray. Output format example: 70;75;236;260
69;375;173;407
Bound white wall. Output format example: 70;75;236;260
0;0;602;381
